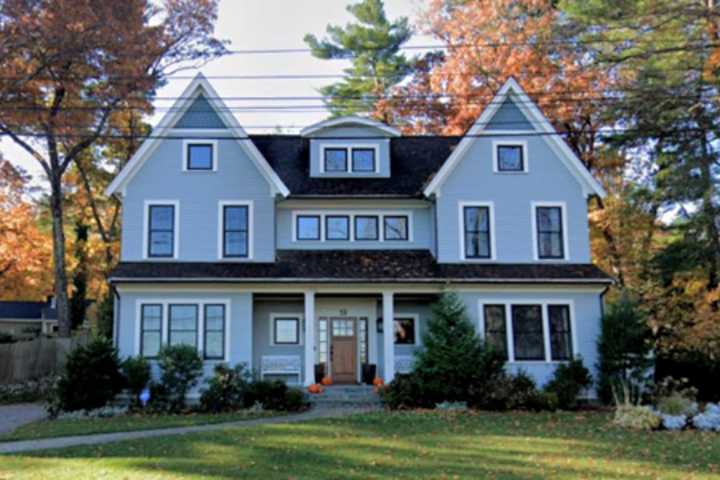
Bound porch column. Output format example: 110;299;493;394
304;291;316;386
382;291;395;383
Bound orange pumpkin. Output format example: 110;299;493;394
372;377;384;387
307;383;323;394
320;376;333;386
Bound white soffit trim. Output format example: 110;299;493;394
423;78;606;198
105;73;290;197
300;115;401;137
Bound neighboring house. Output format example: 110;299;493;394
106;74;611;391
0;297;57;338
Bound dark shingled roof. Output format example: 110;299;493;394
249;135;461;197
0;300;56;320
111;250;612;284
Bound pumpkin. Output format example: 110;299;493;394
321;376;333;386
372;377;384;387
307;383;323;394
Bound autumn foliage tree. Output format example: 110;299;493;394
0;159;52;300
0;0;225;335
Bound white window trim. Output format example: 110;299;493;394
493;140;528;173
531;201;570;261
182;139;218;172
134;298;231;362
478;299;577;364
393;313;420;346
319;143;381;174
458;201;497;261
291;210;413;243
269;313;304;346
217;200;254;261
143;200;180;260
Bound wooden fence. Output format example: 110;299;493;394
0;335;89;384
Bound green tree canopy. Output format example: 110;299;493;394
304;0;413;118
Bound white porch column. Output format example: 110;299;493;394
382;291;395;383
304;291;316;386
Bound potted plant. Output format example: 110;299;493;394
362;363;377;385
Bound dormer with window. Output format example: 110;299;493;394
301;116;400;178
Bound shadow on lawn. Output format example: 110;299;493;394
3;411;718;480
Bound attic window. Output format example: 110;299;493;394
184;140;217;171
493;141;527;173
321;145;378;174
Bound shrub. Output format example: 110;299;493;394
613;405;661;431
545;358;592;410
122;356;151;406
656;392;697;416
691;403;720;432
380;373;434;410
597;295;653;404
660;413;687;431
47;337;125;416
0;376;54;404
155;345;203;412
244;379;307;412
199;363;252;413
0;333;16;344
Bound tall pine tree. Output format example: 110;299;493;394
304;0;412;118
413;291;490;402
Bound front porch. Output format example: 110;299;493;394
252;292;435;386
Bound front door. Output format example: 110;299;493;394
331;317;357;383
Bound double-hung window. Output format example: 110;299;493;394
548;305;572;361
140;304;162;358
535;205;565;259
463;205;492;259
483;305;508;359
147;204;175;258
323;146;376;173
222;204;249;258
204;304;226;360
511;305;545;361
169;304;198;348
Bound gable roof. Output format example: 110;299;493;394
300;115;401;137
423;78;606;198
105;73;289;197
251;135;460;196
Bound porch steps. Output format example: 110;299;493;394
308;385;382;407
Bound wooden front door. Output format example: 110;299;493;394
331;318;357;383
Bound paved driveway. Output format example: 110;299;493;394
0;403;46;436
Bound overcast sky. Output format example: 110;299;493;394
2;0;433;184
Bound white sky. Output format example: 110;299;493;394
2;0;433;186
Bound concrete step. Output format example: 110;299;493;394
307;385;382;405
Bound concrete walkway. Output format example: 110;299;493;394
0;403;46;437
0;406;375;455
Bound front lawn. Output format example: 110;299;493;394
1;411;719;479
0;409;281;442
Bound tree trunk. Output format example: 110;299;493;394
49;172;70;337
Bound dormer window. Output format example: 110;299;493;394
184;140;217;171
493;141;527;173
352;148;375;172
324;148;348;172
321;145;379;174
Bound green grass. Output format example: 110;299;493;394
1;411;719;479
0;410;281;442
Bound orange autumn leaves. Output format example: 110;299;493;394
0;160;52;300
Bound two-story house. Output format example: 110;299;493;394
106;73;611;391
